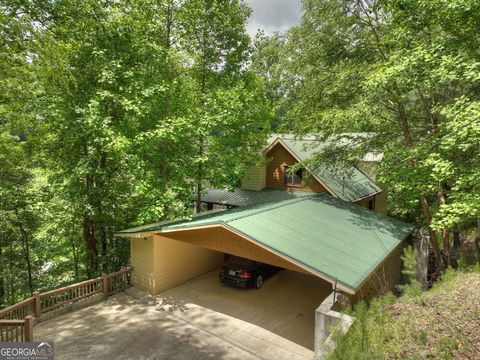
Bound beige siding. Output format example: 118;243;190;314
130;227;321;295
162;226;312;275
374;186;388;215
130;227;403;300
357;161;388;214
153;234;224;294
349;238;407;303
354;195;375;209
241;163;266;191
130;236;156;293
354;193;388;214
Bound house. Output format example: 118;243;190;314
115;134;412;356
200;135;387;213
116;135;411;301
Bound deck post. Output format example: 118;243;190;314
24;316;33;341
102;274;109;298
33;292;41;319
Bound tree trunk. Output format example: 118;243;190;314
83;214;98;276
390;83;445;272
195;141;204;214
71;240;80;280
195;15;208;215
195;183;202;213
165;0;173;50
69;217;80;279
420;195;444;271
100;225;108;272
476;217;480;261
159;0;173;191
360;0;447;274
437;188;450;266
82;144;99;276
8;236;15;305
14;205;33;294
0;238;4;305
94;154;107;272
452;227;461;248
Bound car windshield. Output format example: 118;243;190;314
226;256;256;269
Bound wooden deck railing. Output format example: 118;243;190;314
0;297;35;321
0;317;33;342
0;267;133;342
105;267;132;296
39;277;104;315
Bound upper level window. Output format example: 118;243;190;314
284;166;303;186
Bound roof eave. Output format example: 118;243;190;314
222;224;357;294
155;222;357;294
351;189;383;203
351;229;412;292
265;138;339;198
114;231;156;238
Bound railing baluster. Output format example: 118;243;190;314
0;267;133;342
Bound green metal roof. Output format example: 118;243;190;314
118;194;412;293
273;137;381;202
201;188;313;207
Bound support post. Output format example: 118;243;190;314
24;315;33;342
102;274;109;298
33;292;41;319
314;292;355;360
415;234;429;289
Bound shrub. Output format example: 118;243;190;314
397;245;422;299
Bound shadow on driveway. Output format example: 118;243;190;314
34;270;330;360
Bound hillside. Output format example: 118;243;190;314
331;267;480;359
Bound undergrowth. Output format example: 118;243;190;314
327;247;480;360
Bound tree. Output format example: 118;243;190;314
0;0;269;304
0;0;269;284
31;0;193;274
179;0;269;213
0;2;40;305
257;0;480;270
251;32;292;131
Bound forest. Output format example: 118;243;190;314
1;0;479;309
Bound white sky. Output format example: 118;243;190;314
244;0;302;37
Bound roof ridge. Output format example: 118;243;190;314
372;229;389;253
223;195;319;224
282;137;321;142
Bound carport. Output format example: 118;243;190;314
116;194;412;353
156;269;331;355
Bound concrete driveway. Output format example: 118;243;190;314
34;270;331;360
